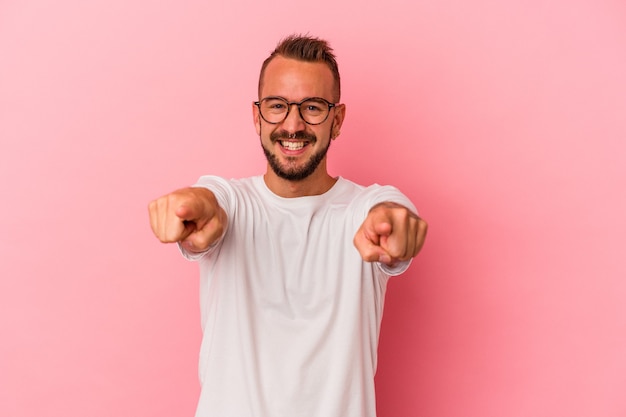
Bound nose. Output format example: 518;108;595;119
281;103;306;133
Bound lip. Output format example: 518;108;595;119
277;140;310;155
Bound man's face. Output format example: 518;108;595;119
253;56;344;182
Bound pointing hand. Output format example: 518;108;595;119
354;202;427;266
148;187;226;252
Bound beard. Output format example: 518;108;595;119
261;128;332;181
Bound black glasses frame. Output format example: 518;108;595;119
254;96;337;125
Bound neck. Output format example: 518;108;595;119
263;163;337;198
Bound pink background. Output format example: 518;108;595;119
1;0;625;416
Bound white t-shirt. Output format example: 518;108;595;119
181;175;417;417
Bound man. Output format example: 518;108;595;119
149;35;428;417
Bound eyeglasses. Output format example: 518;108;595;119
254;96;336;125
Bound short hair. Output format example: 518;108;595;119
258;34;341;102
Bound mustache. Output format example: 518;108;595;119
270;130;317;143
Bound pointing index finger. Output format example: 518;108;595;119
175;203;198;221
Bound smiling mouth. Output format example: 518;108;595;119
279;140;308;151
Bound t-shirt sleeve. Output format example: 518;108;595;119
177;175;233;261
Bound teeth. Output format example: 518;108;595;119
280;141;305;150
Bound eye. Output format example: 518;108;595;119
302;100;325;114
262;98;288;113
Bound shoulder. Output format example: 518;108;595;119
193;175;263;194
192;175;263;213
339;177;417;215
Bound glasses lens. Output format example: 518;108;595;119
300;99;329;124
260;98;288;123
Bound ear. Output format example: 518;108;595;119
252;101;261;136
331;103;346;139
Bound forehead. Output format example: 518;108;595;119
260;56;335;101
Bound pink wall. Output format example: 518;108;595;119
1;0;625;416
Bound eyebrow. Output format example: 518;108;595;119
260;96;330;103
